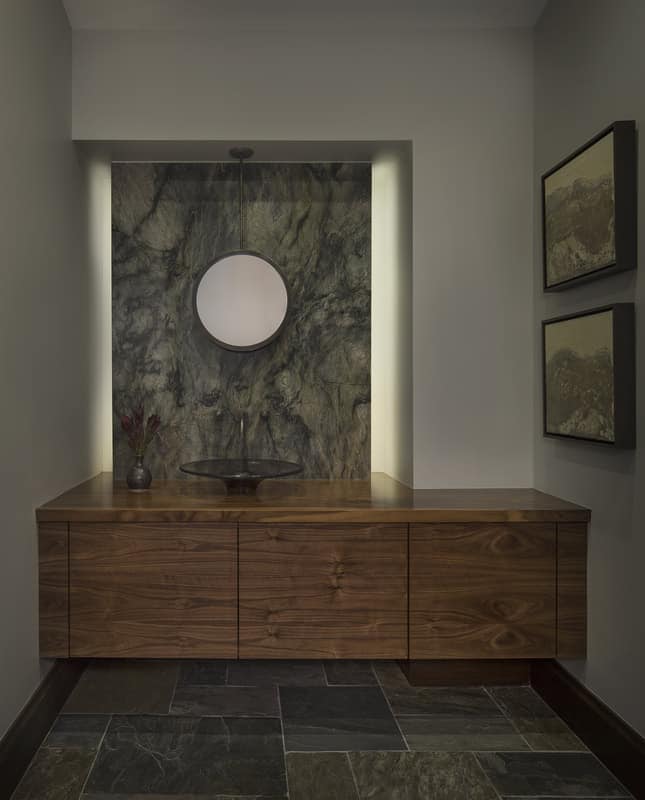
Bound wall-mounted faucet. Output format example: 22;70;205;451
240;414;248;464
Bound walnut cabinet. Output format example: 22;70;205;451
39;520;586;661
239;524;408;659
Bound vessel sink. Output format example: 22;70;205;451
180;457;302;494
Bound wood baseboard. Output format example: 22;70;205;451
531;660;645;800
0;660;85;800
399;659;531;686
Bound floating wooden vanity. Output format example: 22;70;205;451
37;473;589;663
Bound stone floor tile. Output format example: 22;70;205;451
398;715;529;751
372;661;410;689
476;751;631;797
280;686;406;752
488;686;586;750
62;660;178;715
287;752;359;799
488;686;559;724
44;715;110;749
349;751;499;800
176;660;228;687
83;715;286;797
171;685;279;716
227;660;325;687
83;794;287;799
82;795;286;799
12;747;97;800
385;686;503;717
324;661;377;686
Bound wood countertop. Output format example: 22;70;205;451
36;472;590;524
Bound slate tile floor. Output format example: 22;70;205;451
12;660;632;800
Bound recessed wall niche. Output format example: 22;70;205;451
112;162;371;479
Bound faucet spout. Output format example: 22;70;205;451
240;414;248;465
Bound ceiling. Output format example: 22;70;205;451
62;0;548;32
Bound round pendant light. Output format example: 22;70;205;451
195;148;289;351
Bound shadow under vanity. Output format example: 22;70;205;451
37;473;588;677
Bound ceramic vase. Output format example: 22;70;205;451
126;455;152;491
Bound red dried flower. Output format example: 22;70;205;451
121;405;162;457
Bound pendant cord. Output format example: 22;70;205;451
230;147;253;249
239;155;244;250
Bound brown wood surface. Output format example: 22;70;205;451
69;523;237;658
557;523;587;658
36;472;590;524
38;523;69;658
239;524;407;658
410;523;557;659
400;659;531;686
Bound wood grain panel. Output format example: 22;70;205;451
38;523;69;658
239;524;407;658
410;523;556;659
69;523;237;658
37;473;591;525
557;523;587;658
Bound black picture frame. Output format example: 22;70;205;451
542;303;635;448
542;121;637;292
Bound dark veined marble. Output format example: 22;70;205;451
112;163;371;480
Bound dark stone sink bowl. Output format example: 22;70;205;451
179;458;303;494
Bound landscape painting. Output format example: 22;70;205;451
544;309;614;442
542;121;636;291
544;131;615;288
543;305;635;447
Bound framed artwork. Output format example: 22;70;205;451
542;121;636;291
543;304;635;448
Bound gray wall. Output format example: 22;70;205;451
72;27;535;489
112;163;371;479
0;0;92;738
535;0;645;736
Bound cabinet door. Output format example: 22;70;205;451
410;523;556;659
39;523;69;658
70;523;237;658
239;524;407;659
557;522;587;658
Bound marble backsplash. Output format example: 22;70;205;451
112;163;371;479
